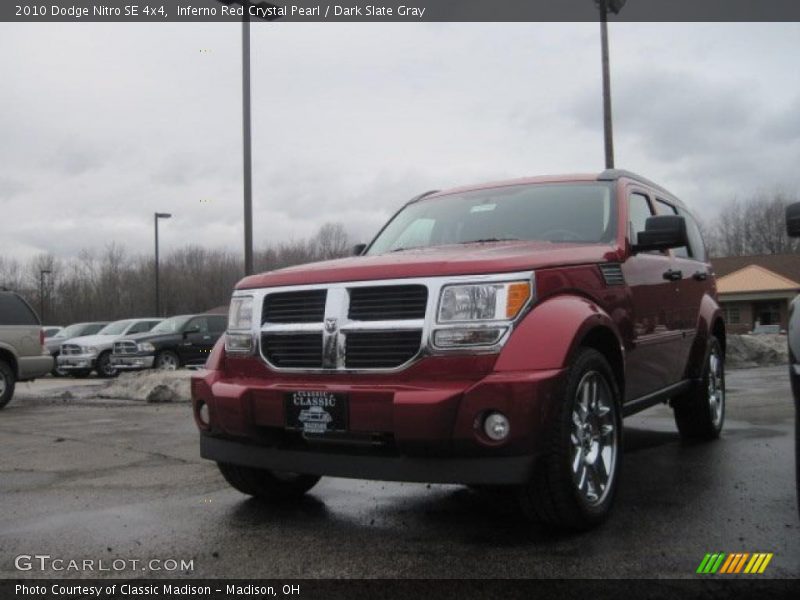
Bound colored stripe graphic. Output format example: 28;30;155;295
702;552;774;575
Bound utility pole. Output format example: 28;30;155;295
39;269;51;324
596;0;626;169
242;1;254;276
154;212;172;317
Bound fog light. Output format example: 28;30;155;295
225;332;254;354
483;412;510;441
433;327;506;348
198;401;210;427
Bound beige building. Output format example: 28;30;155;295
711;255;800;334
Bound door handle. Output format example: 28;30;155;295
663;269;683;281
692;271;708;281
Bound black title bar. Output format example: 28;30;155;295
4;0;800;22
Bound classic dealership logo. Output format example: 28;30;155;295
696;552;773;574
324;318;338;333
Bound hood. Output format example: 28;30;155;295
238;241;621;290
63;334;118;348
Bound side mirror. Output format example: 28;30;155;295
352;243;367;256
633;215;688;254
786;203;800;238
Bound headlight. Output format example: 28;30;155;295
228;295;254;330
82;346;98;355
437;280;531;323
137;342;156;353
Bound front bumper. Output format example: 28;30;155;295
57;354;97;370
192;359;566;486
201;433;536;484
110;355;155;370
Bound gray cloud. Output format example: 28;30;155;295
1;22;799;260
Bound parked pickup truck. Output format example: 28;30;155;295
111;314;227;371
45;321;109;376
0;290;53;408
193;170;726;530
57;318;162;378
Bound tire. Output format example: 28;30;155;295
673;336;725;440
95;351;118;379
0;359;16;409
155;350;180;371
518;348;622;531
217;463;321;502
51;354;68;377
70;369;92;379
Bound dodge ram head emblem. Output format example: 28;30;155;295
324;318;338;333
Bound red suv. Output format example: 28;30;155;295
192;170;725;530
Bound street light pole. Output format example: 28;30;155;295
596;0;625;170
39;269;51;324
154;212;172;317
242;1;254;276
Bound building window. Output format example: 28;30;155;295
753;301;781;327
723;307;740;325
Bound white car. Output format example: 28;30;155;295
58;318;162;378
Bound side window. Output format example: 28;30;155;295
628;193;654;246
0;293;39;326
185;317;209;334
86;323;106;335
128;321;154;334
655;199;689;258
678;207;707;262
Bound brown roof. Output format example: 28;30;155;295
711;254;800;282
717;265;800;294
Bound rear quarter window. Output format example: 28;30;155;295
0;293;40;326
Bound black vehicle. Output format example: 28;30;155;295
785;202;800;515
110;314;227;371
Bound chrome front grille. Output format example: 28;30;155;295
61;344;82;356
113;341;138;355
259;283;426;371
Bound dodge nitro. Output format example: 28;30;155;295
192;170;725;530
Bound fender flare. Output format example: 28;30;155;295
494;294;625;375
685;293;725;379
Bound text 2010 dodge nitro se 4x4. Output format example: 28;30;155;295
192;170;725;530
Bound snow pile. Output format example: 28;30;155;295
95;370;194;403
726;334;788;369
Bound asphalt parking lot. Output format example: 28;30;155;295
1;367;797;579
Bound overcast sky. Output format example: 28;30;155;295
1;22;799;261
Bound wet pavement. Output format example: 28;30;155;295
0;367;797;579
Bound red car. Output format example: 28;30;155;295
192;170;725;530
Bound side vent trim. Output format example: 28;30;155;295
599;263;625;286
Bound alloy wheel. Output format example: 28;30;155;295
708;347;725;427
158;353;179;370
570;371;618;507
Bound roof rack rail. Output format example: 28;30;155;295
597;169;672;196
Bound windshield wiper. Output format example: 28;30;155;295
457;237;519;244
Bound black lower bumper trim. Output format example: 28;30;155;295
200;434;536;485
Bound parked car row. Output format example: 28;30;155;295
46;313;227;378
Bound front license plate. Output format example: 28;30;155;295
284;391;348;434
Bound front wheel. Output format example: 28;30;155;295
0;359;16;409
95;351;118;378
673;336;725;440
217;463;321;502
155;350;180;371
518;348;622;531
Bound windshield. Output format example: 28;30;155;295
150;316;190;334
61;323;97;338
97;320;134;336
367;183;615;255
